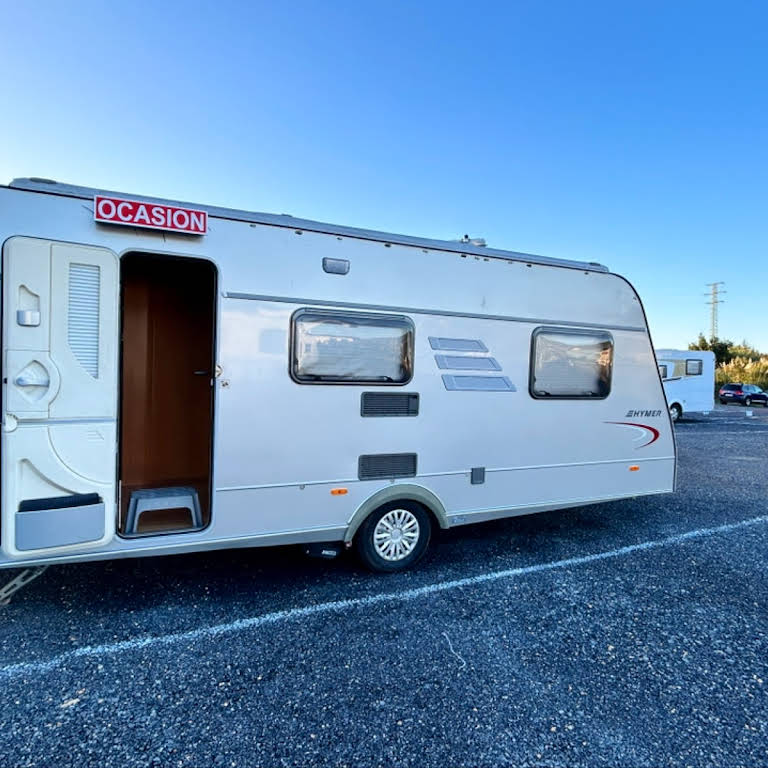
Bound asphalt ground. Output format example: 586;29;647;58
0;404;767;768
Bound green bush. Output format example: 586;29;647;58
716;357;768;391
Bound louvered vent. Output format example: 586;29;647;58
360;392;419;417
434;355;501;371
442;375;515;391
428;337;488;352
358;453;417;481
68;263;100;377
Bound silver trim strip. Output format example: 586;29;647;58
484;456;675;470
215;456;674;493
224;292;648;333
447;487;674;526
13;418;117;426
0;526;350;569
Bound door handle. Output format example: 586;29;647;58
15;375;50;387
17;310;41;327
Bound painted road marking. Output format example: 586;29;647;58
1;514;767;680
676;430;768;436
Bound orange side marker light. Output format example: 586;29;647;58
629;465;640;472
331;488;348;495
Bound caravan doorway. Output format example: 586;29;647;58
119;253;216;536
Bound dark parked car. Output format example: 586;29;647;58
719;383;768;406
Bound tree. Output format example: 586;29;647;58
688;334;737;366
688;336;766;386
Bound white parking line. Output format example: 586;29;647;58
1;514;767;680
677;430;767;436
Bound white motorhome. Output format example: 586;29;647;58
656;349;715;421
0;178;676;596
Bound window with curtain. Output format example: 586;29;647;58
292;309;414;384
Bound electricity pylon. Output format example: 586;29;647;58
705;282;726;339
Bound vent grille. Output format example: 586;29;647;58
442;375;516;391
68;263;100;377
361;392;419;417
435;355;501;371
429;337;488;352
358;453;417;480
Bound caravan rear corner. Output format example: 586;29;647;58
656;349;716;421
0;179;676;581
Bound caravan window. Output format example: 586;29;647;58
686;359;703;376
291;309;414;384
530;328;613;399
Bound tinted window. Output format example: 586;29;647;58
291;309;414;384
530;328;613;398
686;359;703;376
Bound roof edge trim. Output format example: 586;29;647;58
8;178;609;273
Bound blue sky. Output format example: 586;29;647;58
1;1;766;351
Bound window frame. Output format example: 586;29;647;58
685;358;703;376
289;307;415;386
529;326;614;400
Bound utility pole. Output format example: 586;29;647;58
705;282;726;340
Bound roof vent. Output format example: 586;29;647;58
456;234;487;247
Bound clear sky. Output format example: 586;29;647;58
1;1;766;351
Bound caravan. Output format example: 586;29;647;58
0;178;676;590
656;349;715;421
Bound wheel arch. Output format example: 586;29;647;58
344;484;449;544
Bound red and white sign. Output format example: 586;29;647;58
93;195;207;235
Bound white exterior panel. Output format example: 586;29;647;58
0;181;674;568
1;237;119;558
657;349;716;416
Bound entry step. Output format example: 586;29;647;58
124;487;202;537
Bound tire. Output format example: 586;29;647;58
355;501;432;573
745;397;752;407
669;403;682;422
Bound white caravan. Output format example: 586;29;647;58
0;178;676;593
656;349;715;421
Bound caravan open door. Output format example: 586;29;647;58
1;237;119;558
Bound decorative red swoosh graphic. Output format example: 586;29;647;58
604;421;661;448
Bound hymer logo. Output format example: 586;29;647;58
625;409;663;418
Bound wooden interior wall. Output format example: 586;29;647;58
120;255;215;529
